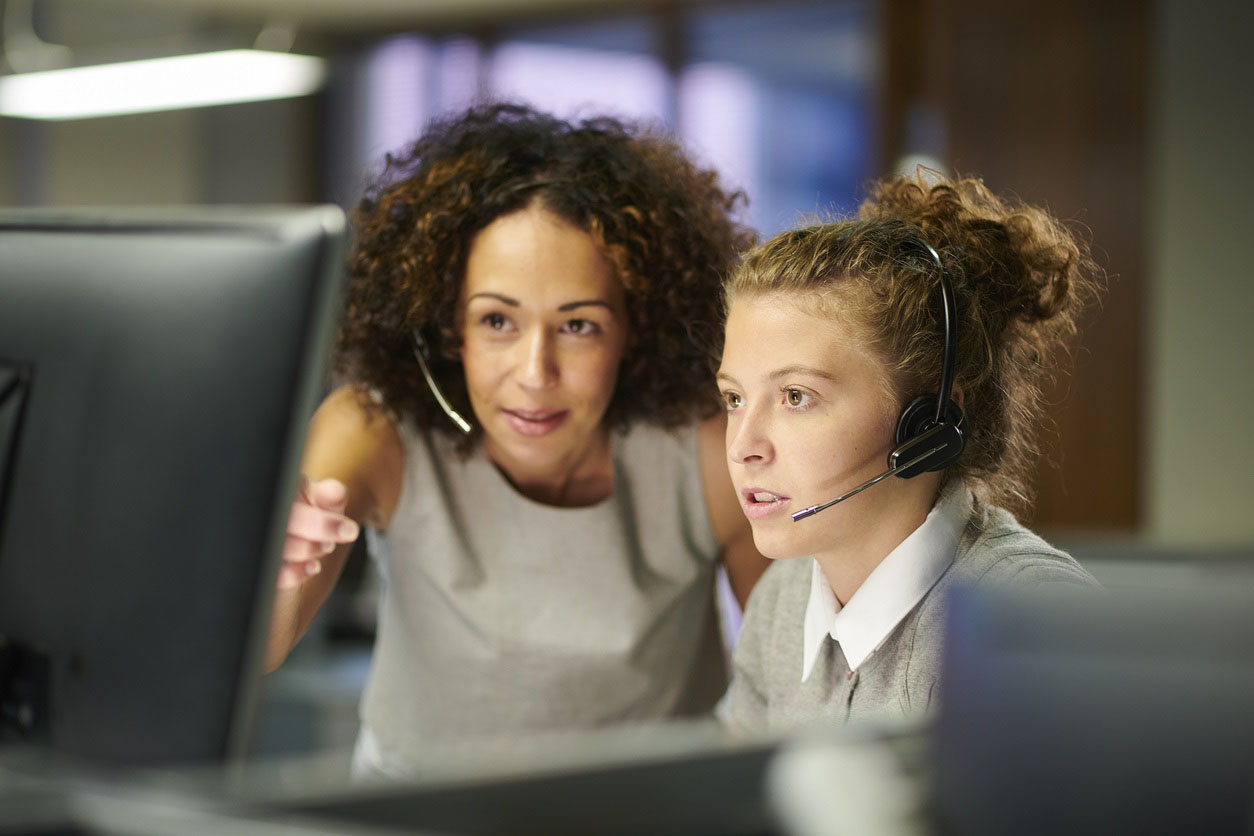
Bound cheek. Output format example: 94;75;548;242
459;342;502;393
570;342;626;400
848;406;899;464
574;358;621;406
804;406;898;472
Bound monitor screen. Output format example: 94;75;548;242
933;577;1254;836
0;206;346;768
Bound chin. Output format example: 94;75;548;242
750;527;810;561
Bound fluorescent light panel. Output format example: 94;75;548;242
0;49;327;121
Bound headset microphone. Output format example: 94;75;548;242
791;440;950;521
411;330;473;434
791;238;966;523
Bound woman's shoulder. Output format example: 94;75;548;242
314;385;396;434
307;385;406;528
955;501;1097;589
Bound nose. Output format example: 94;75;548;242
516;327;558;390
726;404;773;466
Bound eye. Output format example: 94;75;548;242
783;388;813;409
562;318;602;336
481;312;509;330
720;390;742;411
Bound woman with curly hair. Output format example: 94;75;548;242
715;173;1100;734
266;103;767;775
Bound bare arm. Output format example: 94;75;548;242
263;386;404;673
698;413;770;610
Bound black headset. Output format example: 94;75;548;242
886;240;966;479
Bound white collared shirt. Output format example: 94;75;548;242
800;483;972;681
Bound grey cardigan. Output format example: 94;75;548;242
724;495;1096;736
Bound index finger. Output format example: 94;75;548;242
288;501;359;543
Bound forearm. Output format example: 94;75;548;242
262;544;350;673
263;586;303;673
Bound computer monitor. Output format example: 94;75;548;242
933;577;1254;836
237;722;780;836
0;206;346;768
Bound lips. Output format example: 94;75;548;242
502;407;568;437
740;487;791;520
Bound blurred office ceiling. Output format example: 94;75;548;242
18;0;701;43
5;0;861;82
138;0;662;28
2;0;722;71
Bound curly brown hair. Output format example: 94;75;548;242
725;174;1100;516
333;102;754;444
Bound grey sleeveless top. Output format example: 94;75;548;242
357;420;727;767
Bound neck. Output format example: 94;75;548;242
484;429;615;508
812;474;942;606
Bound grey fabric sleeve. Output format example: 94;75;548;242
972;547;1100;590
722;563;785;736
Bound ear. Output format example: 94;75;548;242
950;385;965;411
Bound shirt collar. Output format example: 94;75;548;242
801;482;971;681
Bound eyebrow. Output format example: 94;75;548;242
768;364;839;382
716;365;838;386
558;299;614;313
465;292;614;313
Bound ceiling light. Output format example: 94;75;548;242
0;49;327;121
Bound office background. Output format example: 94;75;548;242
2;0;1251;757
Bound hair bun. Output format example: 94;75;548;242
843;172;1101;515
861;175;1096;333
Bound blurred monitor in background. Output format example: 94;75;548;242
0;206;346;768
935;577;1254;836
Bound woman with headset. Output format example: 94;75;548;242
264;103;768;777
715;173;1100;733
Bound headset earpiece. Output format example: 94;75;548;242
896;395;962;445
891;395;966;478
